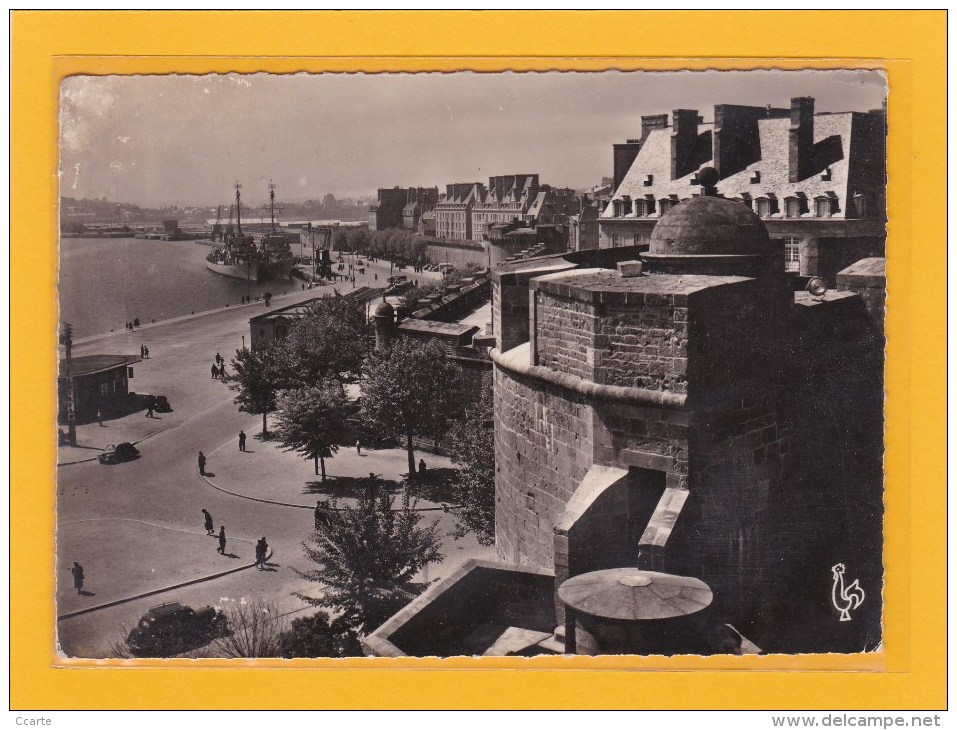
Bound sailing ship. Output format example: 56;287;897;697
205;182;295;283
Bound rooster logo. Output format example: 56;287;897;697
830;563;865;621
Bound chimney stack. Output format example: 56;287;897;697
640;113;669;141
671;109;700;180
789;97;815;183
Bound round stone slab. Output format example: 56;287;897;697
558;568;713;621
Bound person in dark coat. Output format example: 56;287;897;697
211;363;218;379
70;562;85;594
217;526;226;555
238;430;246;452
198;451;207;476
418;458;427;475
202;509;214;535
256;538;268;569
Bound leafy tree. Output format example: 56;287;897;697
296;488;442;633
227;343;284;436
360;337;461;478
446;384;496;545
399;280;445;312
274;382;349;480
281;294;370;387
280;611;362;658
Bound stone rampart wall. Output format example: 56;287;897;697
494;366;594;569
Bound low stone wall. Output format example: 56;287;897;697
422;237;489;268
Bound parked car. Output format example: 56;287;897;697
151;395;172;413
98;442;140;465
127;602;228;657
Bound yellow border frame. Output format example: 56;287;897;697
11;10;946;709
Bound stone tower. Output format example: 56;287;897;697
491;170;791;623
372;299;395;351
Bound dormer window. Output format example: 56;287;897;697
622;196;633;216
820;167;832;182
814;192;839;218
784;194;808;218
658;195;679;214
852;191;874;219
755;194;778;219
643;174;654;187
750;170;761;184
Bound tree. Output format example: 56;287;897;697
360;337;461;478
227;343;284;436
296;489;443;633
281;294;369;387
212;598;284;658
274;382;349;480
280;611;362;658
446;384;495;545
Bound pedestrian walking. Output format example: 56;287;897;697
145;397;154;418
217;526;226;555
218;363;227;380
144;345;149;359
419;458;427;475
140;344;145;358
211;363;218;379
215;352;222;366
71;561;85;594
238;430;246;452
202;509;214;535
356;438;362;456
198;450;207;476
256;538;268;569
97;410;103;426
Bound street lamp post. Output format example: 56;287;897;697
60;323;77;447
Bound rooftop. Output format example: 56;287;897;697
60;354;141;378
531;267;753;303
604;111;866;220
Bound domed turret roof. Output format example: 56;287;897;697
373;299;394;317
649;195;773;257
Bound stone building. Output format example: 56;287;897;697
433;182;486;241
600;97;886;285
568;196;602;251
471;174;541;242
369;186;438;231
368;187;407;231
401;187;439;231
365;174;884;657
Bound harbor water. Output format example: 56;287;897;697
59;237;307;338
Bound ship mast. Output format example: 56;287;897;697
234;181;243;236
268;181;278;233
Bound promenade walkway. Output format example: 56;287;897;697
201;428;455;511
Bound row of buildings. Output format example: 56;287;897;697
571;96;887;284
369;97;885;287
368;175;581;249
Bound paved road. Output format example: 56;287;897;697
56;260;487;659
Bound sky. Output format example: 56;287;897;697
59;70;887;208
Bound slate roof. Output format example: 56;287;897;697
604;112;865;221
60;354;141;378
